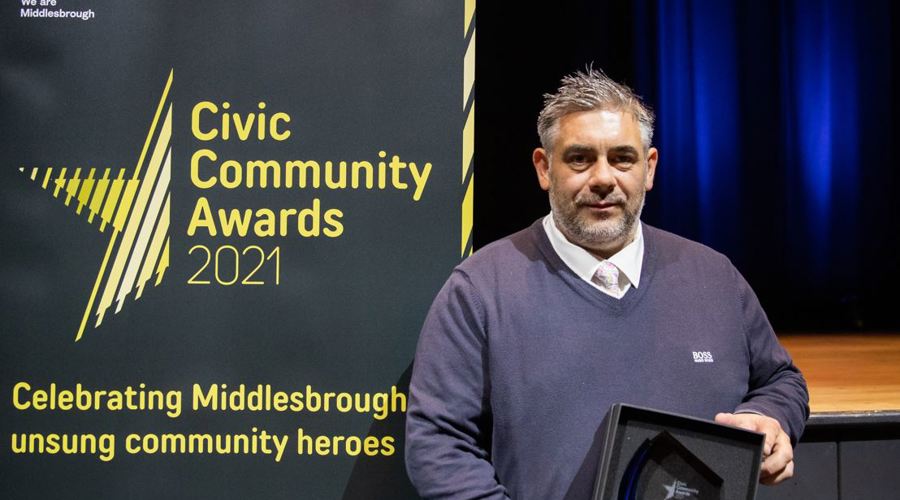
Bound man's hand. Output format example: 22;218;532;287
715;412;794;485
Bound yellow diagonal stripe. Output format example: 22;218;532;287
134;69;173;180
64;168;82;206
53;168;67;198
88;170;111;224
113;179;139;232
76;168;96;215
41;168;53;189
461;177;474;257
137;193;170;299
100;170;126;233
465;0;475;35
464;30;476;107
75;230;117;342
463;103;475;182
155;237;170;286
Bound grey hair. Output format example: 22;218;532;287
537;67;655;152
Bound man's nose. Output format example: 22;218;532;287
587;160;616;192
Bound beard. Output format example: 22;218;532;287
549;186;645;251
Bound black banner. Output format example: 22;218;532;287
1;1;470;497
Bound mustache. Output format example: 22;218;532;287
574;193;625;205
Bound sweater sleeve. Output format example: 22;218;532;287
732;269;810;446
405;270;510;500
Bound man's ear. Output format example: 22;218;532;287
644;147;658;191
533;148;551;191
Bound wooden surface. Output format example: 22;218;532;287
779;333;900;413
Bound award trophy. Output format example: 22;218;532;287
593;404;765;500
618;431;722;500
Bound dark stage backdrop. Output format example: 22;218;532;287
1;1;472;498
475;0;898;331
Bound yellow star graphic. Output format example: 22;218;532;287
20;70;174;342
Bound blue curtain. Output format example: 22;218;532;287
633;0;893;327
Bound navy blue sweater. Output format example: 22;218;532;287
406;221;809;500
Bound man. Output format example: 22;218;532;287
406;68;809;499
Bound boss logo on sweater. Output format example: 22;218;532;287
692;351;714;363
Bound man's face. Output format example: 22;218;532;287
533;109;658;258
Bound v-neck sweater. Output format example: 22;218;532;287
406;220;809;500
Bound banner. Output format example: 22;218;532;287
1;1;474;497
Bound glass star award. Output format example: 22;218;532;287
618;431;723;500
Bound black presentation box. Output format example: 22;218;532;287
592;404;765;500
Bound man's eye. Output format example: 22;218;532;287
610;156;637;168
567;154;591;166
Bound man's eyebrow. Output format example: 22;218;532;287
607;145;640;157
561;144;597;155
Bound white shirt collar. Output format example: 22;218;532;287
542;214;644;295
